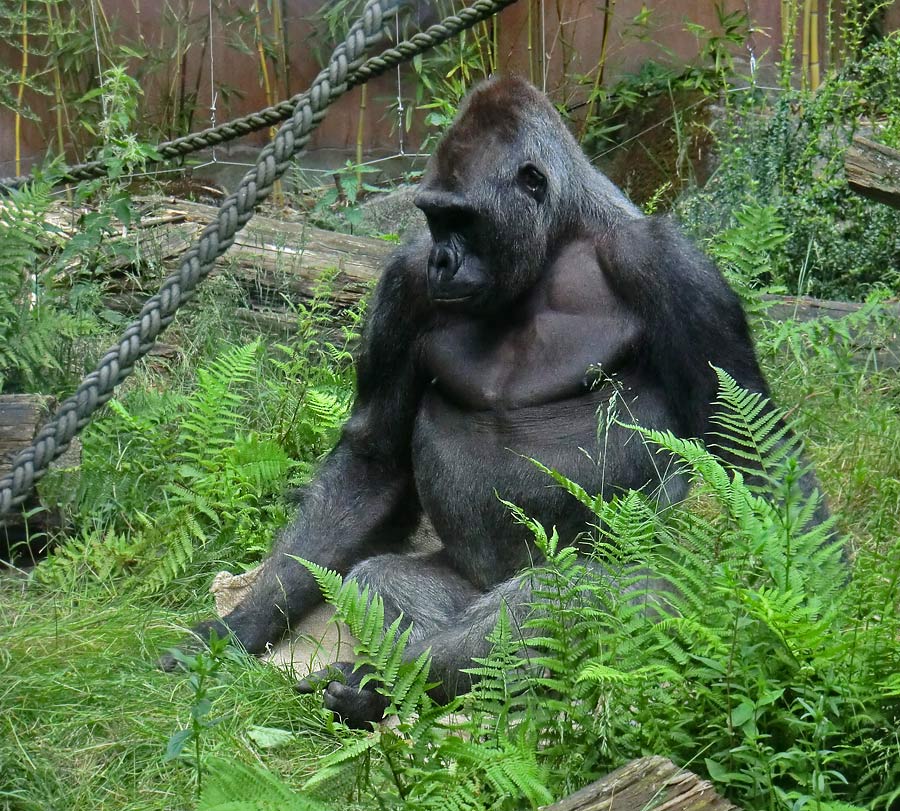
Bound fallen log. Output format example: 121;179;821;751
38;195;900;359
108;198;392;322
0;395;80;563
845;135;900;209
543;756;738;811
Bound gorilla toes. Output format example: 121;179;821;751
295;662;389;727
324;681;390;728
295;662;356;694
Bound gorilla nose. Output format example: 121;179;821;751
431;245;458;281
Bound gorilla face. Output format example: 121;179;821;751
414;190;486;305
414;80;558;314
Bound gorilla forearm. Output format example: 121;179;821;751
221;445;421;653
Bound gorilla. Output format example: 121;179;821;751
162;75;824;724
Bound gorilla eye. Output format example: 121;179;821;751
517;163;547;202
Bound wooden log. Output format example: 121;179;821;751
845;135;900;209
543;756;738;811
0;395;54;464
109;198;393;319
761;294;900;369
0;394;79;562
80;197;900;369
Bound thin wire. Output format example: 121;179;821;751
208;0;218;162
395;13;405;155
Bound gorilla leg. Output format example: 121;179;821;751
347;551;482;642
300;553;537;724
296;550;482;725
304;553;677;725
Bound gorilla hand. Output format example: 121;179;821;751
296;662;390;727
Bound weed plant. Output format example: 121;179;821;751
677;33;900;299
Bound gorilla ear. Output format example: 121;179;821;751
517;162;547;203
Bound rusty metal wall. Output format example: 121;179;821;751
0;0;887;179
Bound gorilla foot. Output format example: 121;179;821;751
296;662;389;728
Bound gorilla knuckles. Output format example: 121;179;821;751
163;75;825;725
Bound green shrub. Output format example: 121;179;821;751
677;34;900;299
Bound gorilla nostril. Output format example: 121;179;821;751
432;245;458;280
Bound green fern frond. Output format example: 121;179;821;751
200;756;325;810
709;366;800;486
295;558;434;723
302;733;381;793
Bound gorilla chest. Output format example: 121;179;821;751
423;310;636;412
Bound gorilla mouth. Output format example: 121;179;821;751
430;292;475;304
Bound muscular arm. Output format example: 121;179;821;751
599;217;829;522
183;247;430;657
600;216;766;440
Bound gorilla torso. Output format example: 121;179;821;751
410;239;680;589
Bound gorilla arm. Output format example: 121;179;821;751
160;250;428;667
600;215;767;440
599;216;829;520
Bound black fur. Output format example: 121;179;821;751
160;76;825;726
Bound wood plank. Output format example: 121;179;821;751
543;756;738;811
845;135;900;209
0;395;53;463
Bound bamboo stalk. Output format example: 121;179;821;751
252;0;274;113
801;0;812;87
356;83;366;186
42;1;66;161
491;12;498;74
272;0;289;99
15;0;29;177
252;0;282;204
526;0;534;83
809;0;820;89
579;0;616;142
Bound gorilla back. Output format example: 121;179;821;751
161;75;824;726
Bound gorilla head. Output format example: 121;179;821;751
414;75;637;314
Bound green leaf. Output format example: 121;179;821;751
164;727;192;761
246;726;296;750
730;701;755;728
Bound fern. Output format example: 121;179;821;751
199;757;325;811
708;204;789;311
0;179;66;392
298;560;434;722
707;366;798;487
43;341;292;595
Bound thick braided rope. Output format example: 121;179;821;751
1;0;515;193
0;0;520;515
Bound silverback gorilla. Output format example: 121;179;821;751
162;76;824;724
